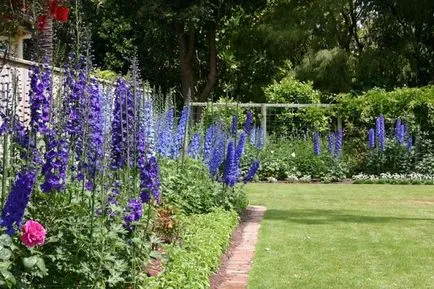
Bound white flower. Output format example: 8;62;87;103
291;152;296;157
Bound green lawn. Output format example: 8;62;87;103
247;184;434;289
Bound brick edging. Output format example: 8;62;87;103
213;205;266;289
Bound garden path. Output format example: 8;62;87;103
212;205;266;289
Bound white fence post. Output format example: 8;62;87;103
261;103;267;141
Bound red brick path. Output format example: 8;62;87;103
216;205;266;289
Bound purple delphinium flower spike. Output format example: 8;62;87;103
376;115;385;151
407;136;413;151
143;101;155;156
84;78;104;188
41;132;69;193
256;126;264;149
0;169;37;235
368;128;375;149
157;108;174;158
244;111;253;134
123;198;143;231
235;132;247;171
250;125;256;145
111;78;135;169
327;131;335;153
334;129;343;158
223;141;238;187
208;134;225;177
29;65;51;134
172;106;190;159
187;133;201;159
138;132;162;204
243;160;260;184
395;117;405;144
313;131;321;156
203;124;216;163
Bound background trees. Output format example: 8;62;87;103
6;0;433;102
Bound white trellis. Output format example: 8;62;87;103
190;102;341;140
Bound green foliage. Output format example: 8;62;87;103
202;97;247;130
0;233;47;288
338;86;434;136
160;158;248;214
264;76;332;134
21;189;152;288
364;140;414;175
142;209;238;289
296;48;352;93
255;137;347;181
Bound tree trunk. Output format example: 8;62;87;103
195;22;217;120
198;22;217;102
177;23;195;104
40;16;53;63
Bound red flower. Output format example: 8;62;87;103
20;220;47;248
55;6;69;23
36;15;48;31
49;0;59;17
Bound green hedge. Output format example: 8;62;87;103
142;209;238;289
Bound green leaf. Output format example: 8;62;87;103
0;247;11;261
22;256;37;269
36;257;48;275
0;235;12;247
0;269;16;287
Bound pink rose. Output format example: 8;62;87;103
20;220;47;248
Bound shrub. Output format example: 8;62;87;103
160;158;248;214
142;209;238;289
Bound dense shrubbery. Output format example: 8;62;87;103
143;209;238;289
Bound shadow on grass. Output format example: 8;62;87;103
264;209;434;224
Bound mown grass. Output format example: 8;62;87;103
247;184;434;289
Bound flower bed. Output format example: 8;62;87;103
143;209;238;289
352;173;434;185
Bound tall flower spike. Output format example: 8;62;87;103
250;125;256;145
203;124;216;163
172;106;190;159
143;101;155;156
395;117;405;144
123;198;143;231
235;132;247;168
256;126;264;149
334;129;343;158
157;108;174;158
223;141;237;187
1;169;37;235
111;78;134;169
84;78;104;189
407;136;413;151
368;128;375;149
41;132;69;193
208;134;225;177
29;65;51;134
327;131;335;153
313;131;321;156
187;133;201;159
138;146;162;205
243;160;260;184
244;111;253;134
375;115;385;151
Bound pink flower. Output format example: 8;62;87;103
20;220;47;248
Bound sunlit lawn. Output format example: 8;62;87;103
247;184;434;289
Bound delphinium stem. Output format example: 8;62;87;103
1;134;9;208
